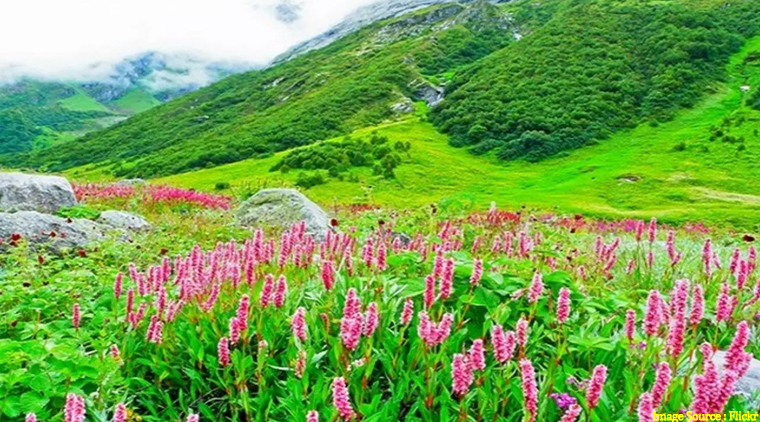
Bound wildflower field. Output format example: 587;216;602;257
1;183;759;422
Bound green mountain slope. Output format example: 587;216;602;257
431;0;760;161
138;35;759;228
9;1;521;177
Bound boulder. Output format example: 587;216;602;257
0;211;111;252
236;189;331;241
712;351;760;403
114;179;147;186
98;210;151;231
0;173;77;213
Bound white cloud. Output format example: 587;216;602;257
0;0;377;84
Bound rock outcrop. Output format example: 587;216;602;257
274;0;513;63
98;211;152;232
0;173;77;213
712;351;760;404
236;189;331;241
0;211;111;252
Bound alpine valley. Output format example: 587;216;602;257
5;0;760;227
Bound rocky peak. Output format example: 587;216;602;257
273;0;513;64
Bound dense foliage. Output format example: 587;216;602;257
271;134;410;180
431;0;760;161
0;82;112;154
8;2;516;178
1;185;759;422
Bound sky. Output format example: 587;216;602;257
0;0;376;84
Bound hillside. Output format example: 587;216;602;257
11;0;760;179
7;0;760;228
143;35;760;228
8;1;522;177
0;53;246;155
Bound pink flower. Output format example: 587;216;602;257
146;315;164;344
218;337;230;367
651;362;672;407
321;260;335;290
236;295;250;332
491;325;516;363
646;251;654;268
439;258;455;299
203;283;221;312
424;274;436;308
690;284;704;326
377;242;387;271
295;349;307;378
25;414;37;422
666;279;690;359
72;303;81;330
186;414;200;422
400;298;414;325
702;239;713;278
114;273;123;299
292;307;307;341
516;317;529;347
626;259;636;274
647;217;657;243
435;313;453;344
557;287;571;324
559;404;582;422
625;310;636;342
452;353;474;396
114;403;127;422
110;344;121;359
470;258;483;285
340;313;363;351
585;365;607;409
332;377;355;420
643;290;662;336
125;288;135;319
469;339;486;371
635;220;645;242
343;288;361;318
64;393;86;422
730;248;741;274
417;311;453;347
364;302;379;337
519;359;538;422
637;393;654;422
528;271;544;304
273;275;288;308
362;239;374;269
307;410;319;422
715;283;734;322
725;321;751;376
260;274;275;307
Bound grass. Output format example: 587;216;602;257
59;88;112;113
140;37;760;229
111;88;161;113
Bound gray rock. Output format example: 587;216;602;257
391;98;415;113
712;351;760;403
236;189;331;241
115;179;147;186
391;231;413;247
410;79;444;107
0;211;112;252
98;210;151;232
273;0;512;63
0;173;77;213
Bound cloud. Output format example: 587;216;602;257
0;0;377;84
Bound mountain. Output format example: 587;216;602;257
8;0;760;225
272;0;514;63
0;52;250;155
11;0;518;177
